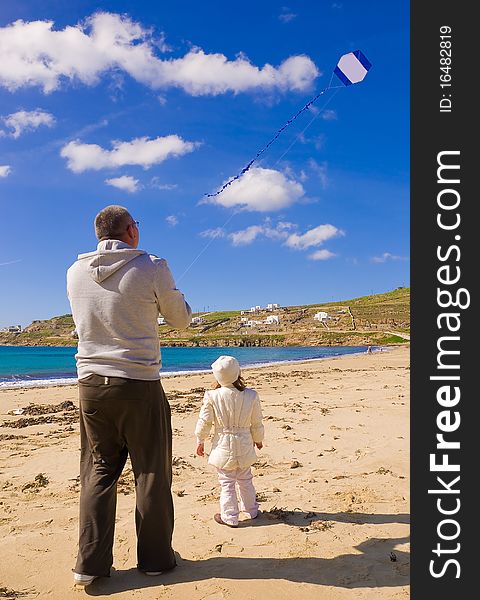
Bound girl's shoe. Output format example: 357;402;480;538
73;573;98;586
214;513;238;528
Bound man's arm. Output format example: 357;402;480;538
152;257;192;329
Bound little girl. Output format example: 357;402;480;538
195;355;264;528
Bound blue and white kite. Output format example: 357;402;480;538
206;50;372;198
334;50;372;86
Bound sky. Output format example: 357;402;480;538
0;1;409;327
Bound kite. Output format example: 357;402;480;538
177;50;372;283
205;50;372;198
334;50;372;86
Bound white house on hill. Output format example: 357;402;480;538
265;315;280;325
2;325;22;333
314;311;328;322
157;317;166;325
192;316;204;324
266;303;280;311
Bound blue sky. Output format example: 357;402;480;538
0;1;409;327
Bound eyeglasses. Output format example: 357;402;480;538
126;220;139;232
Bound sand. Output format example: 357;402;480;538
0;346;409;599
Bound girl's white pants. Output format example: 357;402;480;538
216;466;259;526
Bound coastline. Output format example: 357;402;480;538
0;346;409;599
0;345;393;390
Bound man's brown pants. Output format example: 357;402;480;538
75;375;176;576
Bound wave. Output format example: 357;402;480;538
0;376;78;389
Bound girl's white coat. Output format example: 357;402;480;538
195;385;264;470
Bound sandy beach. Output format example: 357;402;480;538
0;346;409;599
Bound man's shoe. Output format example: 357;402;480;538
214;513;238;528
73;573;98;586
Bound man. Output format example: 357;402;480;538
67;205;191;586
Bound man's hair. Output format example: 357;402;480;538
95;205;132;241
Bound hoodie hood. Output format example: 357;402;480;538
77;239;146;283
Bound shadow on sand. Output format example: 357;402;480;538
244;509;410;528
85;510;410;595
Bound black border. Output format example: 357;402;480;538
411;1;474;595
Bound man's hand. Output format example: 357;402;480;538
196;442;205;457
255;442;263;450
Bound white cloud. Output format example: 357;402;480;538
156;50;318;96
227;221;294;246
229;225;266;246
155;32;172;53
0;258;22;267
313;134;326;150
308;159;328;189
2;109;55;138
283;164;306;183
371;252;409;264
201;219;342;260
308;249;336;260
285;224;343;250
166;215;178;226
207;167;305;212
105;175;139;193
321;109;337;121
263;221;296;242
0;12;318;95
69;117;110;140
199;227;226;239
0;165;12;177
107;71;125;101
299;128;326;151
150;177;178;190
61;134;198;173
279;10;297;23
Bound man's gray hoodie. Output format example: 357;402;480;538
67;240;191;380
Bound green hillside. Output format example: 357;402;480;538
0;287;410;347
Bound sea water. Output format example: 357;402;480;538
0;345;370;389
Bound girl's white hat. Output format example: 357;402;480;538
211;355;240;386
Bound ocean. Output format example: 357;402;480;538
0;345;370;389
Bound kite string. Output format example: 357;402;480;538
204;73;338;198
176;85;343;284
176;209;239;283
273;86;341;166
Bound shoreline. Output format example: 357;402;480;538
0;345;398;390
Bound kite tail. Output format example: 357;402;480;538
203;51;371;199
204;86;331;198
